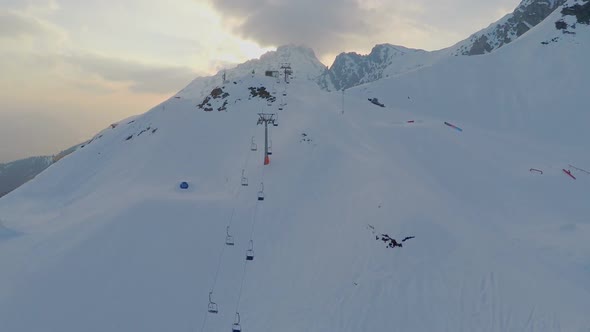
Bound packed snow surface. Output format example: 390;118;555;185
0;3;589;331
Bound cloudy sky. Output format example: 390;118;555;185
0;0;520;162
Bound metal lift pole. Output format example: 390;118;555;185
280;63;291;84
265;121;268;159
257;113;275;165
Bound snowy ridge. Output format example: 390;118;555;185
177;45;327;102
320;44;446;91
0;156;53;197
450;0;568;55
321;0;571;91
353;0;590;144
168;0;572;98
0;2;589;331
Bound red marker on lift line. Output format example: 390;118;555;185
444;121;463;132
563;169;576;180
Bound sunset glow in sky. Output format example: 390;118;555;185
0;0;520;162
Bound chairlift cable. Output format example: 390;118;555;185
210;135;255;292
234;199;260;314
198;309;209;332
248;166;266;245
234;164;266;314
199;128;259;332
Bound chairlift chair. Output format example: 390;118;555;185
208;292;218;314
258;183;265;201
273;115;278;127
232;312;242;332
246;240;254;261
282;92;287;96
225;226;235;246
241;169;248;186
250;137;257;151
267;141;273;155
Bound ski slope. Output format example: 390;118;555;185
1;3;590;331
356;2;590;145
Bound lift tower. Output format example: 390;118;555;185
280;63;292;84
257;113;276;165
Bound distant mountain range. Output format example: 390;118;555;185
0;144;81;198
452;0;568;55
320;0;570;91
0;156;53;197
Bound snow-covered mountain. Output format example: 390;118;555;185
356;0;590;144
0;141;89;198
322;0;572;91
320;44;445;91
451;0;568;55
179;45;327;101
0;156;53;197
0;1;589;331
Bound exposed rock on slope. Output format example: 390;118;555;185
322;0;571;91
321;44;444;91
451;0;568;55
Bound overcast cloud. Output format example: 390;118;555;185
64;53;200;94
0;10;48;38
209;0;380;55
211;0;386;54
208;0;520;57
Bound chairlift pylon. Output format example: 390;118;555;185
250;137;257;151
241;169;248;186
257;183;265;201
246;240;254;261
225;226;235;246
232;312;242;332
208;291;218;314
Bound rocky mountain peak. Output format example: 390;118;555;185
452;0;568;55
322;44;430;91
